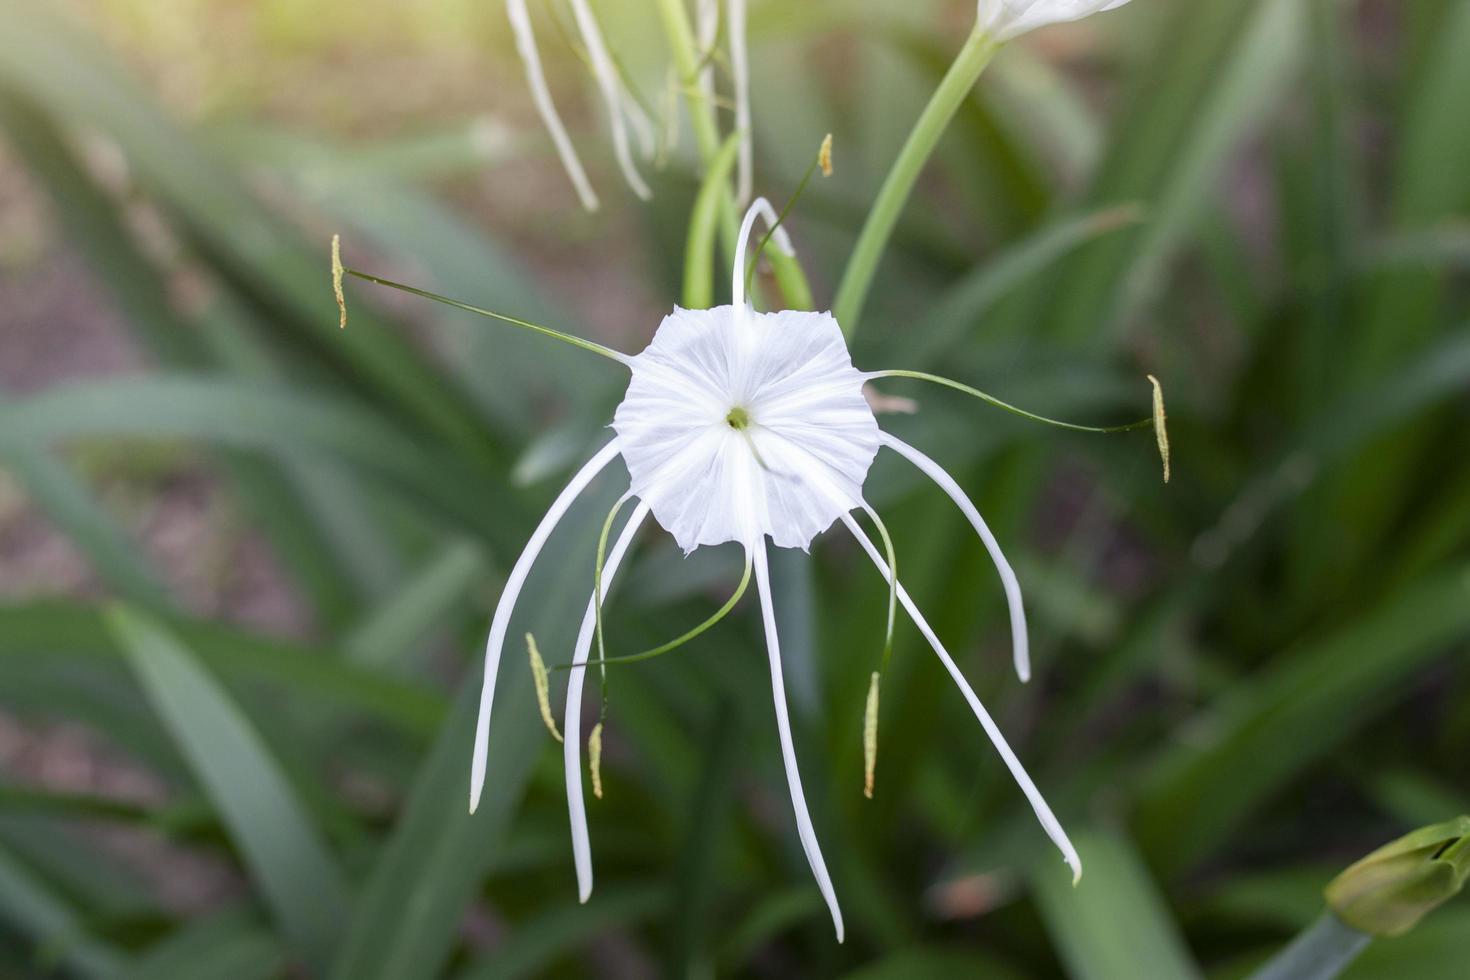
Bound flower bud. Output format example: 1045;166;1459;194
1325;816;1470;938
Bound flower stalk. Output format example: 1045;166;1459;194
833;26;1000;336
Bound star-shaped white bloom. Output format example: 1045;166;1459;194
466;200;1088;942
977;0;1133;40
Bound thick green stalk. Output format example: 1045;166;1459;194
656;0;815;310
833;27;1000;335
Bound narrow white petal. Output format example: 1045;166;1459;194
879;431;1031;683
978;0;1133;41
729;0;754;206
754;542;845;941
470;440;623;813
732;198;796;314
839;513;1082;884
696;0;718;102
564;499;651;902
567;0;652;199
505;0;600;211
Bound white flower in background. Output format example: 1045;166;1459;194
505;0;755;209
504;0;655;210
461;199;1094;942
977;0;1133;41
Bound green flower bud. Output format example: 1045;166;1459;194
1325;816;1470;938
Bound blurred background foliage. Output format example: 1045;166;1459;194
0;0;1467;976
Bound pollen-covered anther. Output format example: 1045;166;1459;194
588;722;605;800
863;671;881;799
527;633;562;742
1148;374;1170;484
331;234;346;329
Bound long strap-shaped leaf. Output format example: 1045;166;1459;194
105;605;349;972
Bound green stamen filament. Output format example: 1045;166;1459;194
338;265;630;364
560;553;753;671
862;506;899;675
744;133;833;299
866;369;1153;435
592;497;629;712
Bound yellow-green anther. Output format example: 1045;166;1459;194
1325;815;1470;938
527;633;562;743
588;722;605;800
863;671;880;799
331;234;346;330
1148;374;1170;484
819;133;833;177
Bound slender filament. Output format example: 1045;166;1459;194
744;134;831;298
866;369;1151;434
342;268;630;364
563;552;753;670
857;502;898;674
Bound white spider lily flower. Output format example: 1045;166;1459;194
977;0;1133;40
457;198;1092;942
504;0;655;209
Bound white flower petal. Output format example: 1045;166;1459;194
613;305;878;553
754;542;845;941
505;0;600;211
564;499;651;902
567;0;652;199
470;439;623;813
880;431;1031;683
839;513;1083;885
978;0;1133;41
729;0;754;206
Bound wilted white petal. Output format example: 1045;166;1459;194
729;0;754;206
839;513;1083;885
879;431;1031;683
754;542;845;941
564;499;651;902
505;0;600;211
977;0;1133;41
470;440;623;813
567;0;652;199
696;0;719;101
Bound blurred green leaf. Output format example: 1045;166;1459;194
105;604;349;971
1134;561;1470;874
344;540;487;673
1032;828;1202;980
125;907;284;980
0;601;446;736
454;884;666;980
0;840;129;978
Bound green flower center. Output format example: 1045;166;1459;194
726;406;752;430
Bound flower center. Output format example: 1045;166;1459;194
726;406;752;431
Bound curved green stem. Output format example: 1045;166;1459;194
684;133;742;308
832;27;1000;336
343;268;629;364
859;505;898;673
867;369;1151;434
745;138;826;312
562;552;753;670
592;497;629;705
